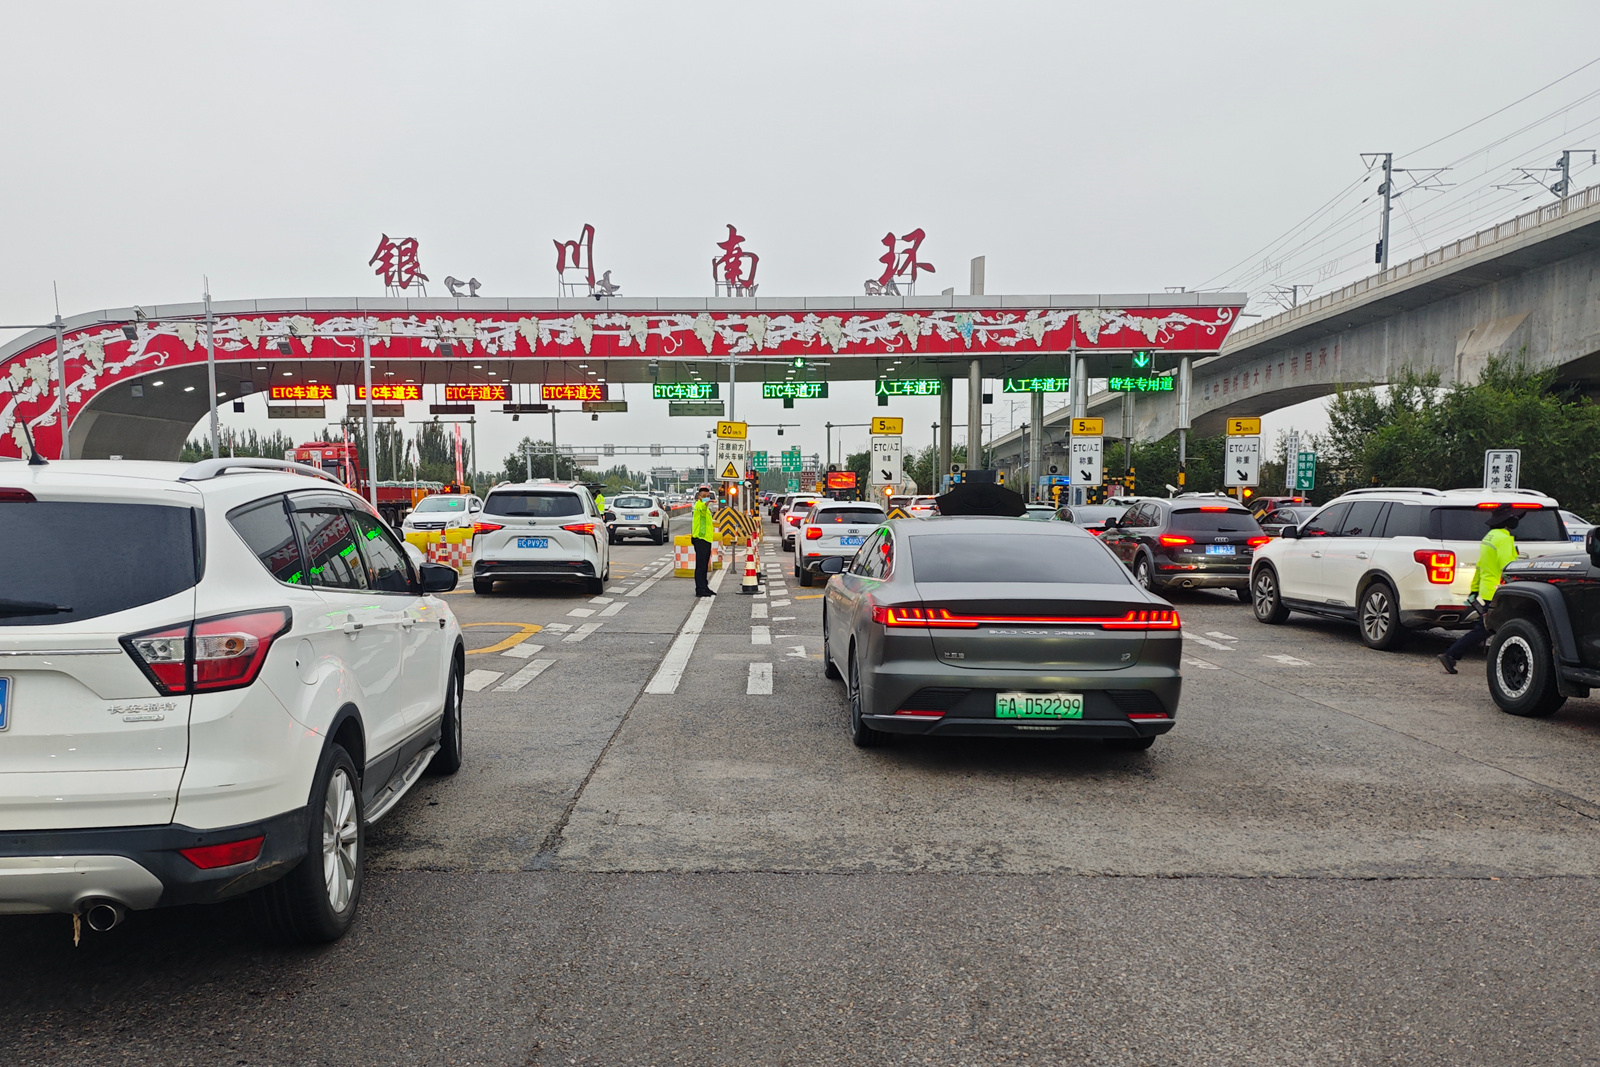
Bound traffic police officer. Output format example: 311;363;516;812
1439;502;1521;674
691;484;715;597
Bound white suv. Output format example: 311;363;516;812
605;492;669;545
0;458;464;942
794;501;887;587
1249;487;1574;649
471;481;610;595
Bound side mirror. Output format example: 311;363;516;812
420;562;459;593
1281;525;1301;539
819;556;846;575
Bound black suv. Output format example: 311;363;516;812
1484;532;1600;717
1099;497;1268;600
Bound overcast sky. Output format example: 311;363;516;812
6;2;1600;474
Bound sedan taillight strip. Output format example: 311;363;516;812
873;605;1180;630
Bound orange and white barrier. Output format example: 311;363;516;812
404;528;475;573
672;534;722;577
739;535;760;594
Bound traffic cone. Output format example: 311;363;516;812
739;533;760;594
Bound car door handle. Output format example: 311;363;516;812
1356;551;1370;559
342;621;363;636
1310;550;1322;558
398;617;417;629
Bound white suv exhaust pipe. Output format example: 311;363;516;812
83;899;126;932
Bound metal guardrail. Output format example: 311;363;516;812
1229;181;1600;348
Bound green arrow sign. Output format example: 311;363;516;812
1131;351;1152;369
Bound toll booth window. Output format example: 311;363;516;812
349;511;415;594
229;496;308;586
291;507;369;590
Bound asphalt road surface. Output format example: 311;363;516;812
7;515;1600;1065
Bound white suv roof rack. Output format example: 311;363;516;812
1440;486;1553;498
177;457;344;485
1340;487;1445;497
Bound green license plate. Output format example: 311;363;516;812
995;691;1084;718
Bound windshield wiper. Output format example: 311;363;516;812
0;598;73;618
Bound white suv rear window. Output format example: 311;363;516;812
0;501;198;626
485;491;584;517
1437;506;1566;543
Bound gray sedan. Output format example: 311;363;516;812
818;517;1182;750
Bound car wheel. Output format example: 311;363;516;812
1107;735;1156;752
1251;566;1290;624
1487;618;1566;718
254;742;363;944
848;647;886;748
1357;581;1408;650
1133;555;1154;590
797;566;813;588
427;655;464;776
823;610;842;680
473;577;494;595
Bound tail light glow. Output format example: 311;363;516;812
1197;506;1230;512
123;608;291;695
0;488;36;503
180;836;265;869
1247;536;1270;547
1413;548;1456;584
472;521;504;534
1158;535;1194;546
894;709;946;719
805;527;823;540
869;605;1180;630
561;522;597;536
1477;501;1543;509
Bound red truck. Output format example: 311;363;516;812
287;442;438;527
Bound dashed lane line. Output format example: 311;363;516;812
1265;653;1312;667
751;602;768;619
747;662;773;695
644;567;728;695
627;572;667;597
1206;631;1239;641
463;669;503;692
544;623;571;632
567;607;596;618
1183;630;1233;651
564;622;603;643
589;595;614;605
502;642;546;660
497;659;556;691
598;601;630;617
751;625;771;646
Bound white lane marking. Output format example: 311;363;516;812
771;616;795;621
747;662;773;695
751;625;771;645
502;642;547;660
1205;631;1238;641
751;602;768;619
1265;653;1311;667
599;601;629;617
1183;656;1220;670
567;607;596;617
787;644;808;658
589;596;614;605
644;567;728;694
497;659;556;691
771;599;791;607
564;622;603;643
627;574;665;597
1183;631;1232;651
544;623;572;632
463;669;503;692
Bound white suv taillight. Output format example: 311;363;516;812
122;608;292;695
